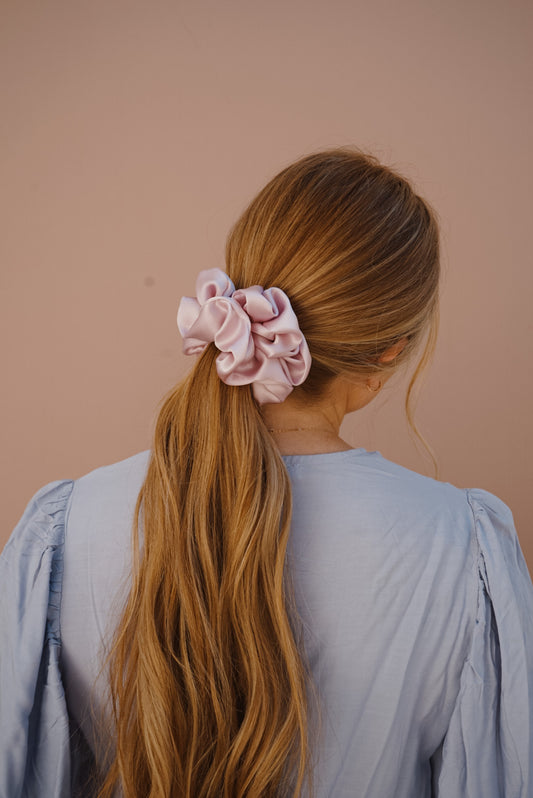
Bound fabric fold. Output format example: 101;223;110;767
0;479;76;798
433;488;533;796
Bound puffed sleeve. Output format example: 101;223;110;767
0;479;75;798
433;489;533;797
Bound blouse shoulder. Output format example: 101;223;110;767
465;487;533;629
466;487;523;557
0;479;75;642
0;478;76;798
2;478;75;556
433;486;533;796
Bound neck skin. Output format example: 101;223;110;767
260;339;407;455
260;373;387;455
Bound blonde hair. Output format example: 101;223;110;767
96;148;440;797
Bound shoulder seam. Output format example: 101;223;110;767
465;490;488;628
56;479;76;648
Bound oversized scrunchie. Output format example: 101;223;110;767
176;268;312;404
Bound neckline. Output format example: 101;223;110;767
280;447;369;462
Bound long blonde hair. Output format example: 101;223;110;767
96;148;440;797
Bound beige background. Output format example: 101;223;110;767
1;1;532;569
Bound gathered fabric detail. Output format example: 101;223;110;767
432;488;533;796
0;479;76;798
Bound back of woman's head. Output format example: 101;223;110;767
227;148;439;396
97;148;440;798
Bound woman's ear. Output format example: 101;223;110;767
378;336;409;364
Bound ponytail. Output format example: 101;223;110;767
98;344;314;797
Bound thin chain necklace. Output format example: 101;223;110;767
266;425;337;434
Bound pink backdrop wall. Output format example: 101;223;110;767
2;1;532;569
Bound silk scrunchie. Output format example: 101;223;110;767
176;268;312;404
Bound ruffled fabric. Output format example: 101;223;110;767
0;479;77;798
432;488;533;796
177;268;312;404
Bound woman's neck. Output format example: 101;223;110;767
269;430;354;455
261;392;352;455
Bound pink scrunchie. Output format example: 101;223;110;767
177;268;312;404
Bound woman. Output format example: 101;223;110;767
1;148;532;798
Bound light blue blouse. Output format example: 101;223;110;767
1;448;533;797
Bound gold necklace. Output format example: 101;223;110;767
266;426;336;434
